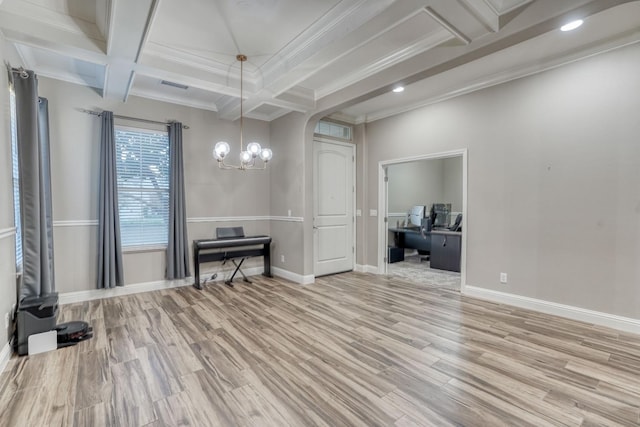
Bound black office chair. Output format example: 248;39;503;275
449;213;462;232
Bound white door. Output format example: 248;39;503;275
314;140;354;276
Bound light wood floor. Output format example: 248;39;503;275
1;273;639;426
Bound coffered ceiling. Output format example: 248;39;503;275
1;0;638;123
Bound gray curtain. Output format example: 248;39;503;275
167;122;190;279
13;69;56;300
97;111;124;288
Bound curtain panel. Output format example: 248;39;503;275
97;111;124;288
167;122;190;279
13;69;56;300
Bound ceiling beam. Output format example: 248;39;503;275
103;0;158;102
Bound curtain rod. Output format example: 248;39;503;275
80;109;189;129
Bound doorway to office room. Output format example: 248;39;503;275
378;149;467;291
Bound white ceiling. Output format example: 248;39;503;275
1;0;638;123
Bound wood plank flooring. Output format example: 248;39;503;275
1;272;639;426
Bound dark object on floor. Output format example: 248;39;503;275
17;293;59;355
56;321;93;348
388;246;404;263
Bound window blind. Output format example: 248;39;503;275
10;88;23;269
115;127;170;247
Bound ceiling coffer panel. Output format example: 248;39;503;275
0;0;634;121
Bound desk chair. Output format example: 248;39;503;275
449;214;462;232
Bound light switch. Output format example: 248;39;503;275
355;209;362;217
369;209;377;217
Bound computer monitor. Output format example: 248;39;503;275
430;203;451;228
408;205;426;227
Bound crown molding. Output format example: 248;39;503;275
260;0;395;91
128;87;218;112
316;27;453;99
361;30;640;123
0;3;104;41
142;42;263;85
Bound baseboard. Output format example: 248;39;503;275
355;264;379;274
464;286;640;335
271;267;315;285
59;278;194;304
0;342;11;375
58;266;265;304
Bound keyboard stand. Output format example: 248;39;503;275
225;258;251;287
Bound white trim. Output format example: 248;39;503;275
188;216;304;223
360;33;640;124
464;286;640;335
53;220;98;227
59;278;194;304
52;216;305;228
0;227;16;240
58;267;270;304
0;342;11;375
272;267;315;285
355;264;378;274
269;216;304;223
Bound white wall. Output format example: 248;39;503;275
362;41;640;319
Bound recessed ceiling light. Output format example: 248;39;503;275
392;86;404;93
560;19;583;32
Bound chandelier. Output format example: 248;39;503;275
213;54;273;170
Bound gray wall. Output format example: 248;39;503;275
269;111;306;275
38;78;273;293
386;156;463;218
443;156;462;212
387;160;444;215
0;37;18;351
362;41;640;319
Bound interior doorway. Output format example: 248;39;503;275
377;149;467;291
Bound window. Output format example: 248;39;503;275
314;119;352;141
10;87;22;270
115;127;170;248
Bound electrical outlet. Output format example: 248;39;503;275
4;313;8;328
287;209;292;217
281;255;285;263
500;272;508;284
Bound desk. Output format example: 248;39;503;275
388;227;430;254
430;230;461;272
388;227;461;272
